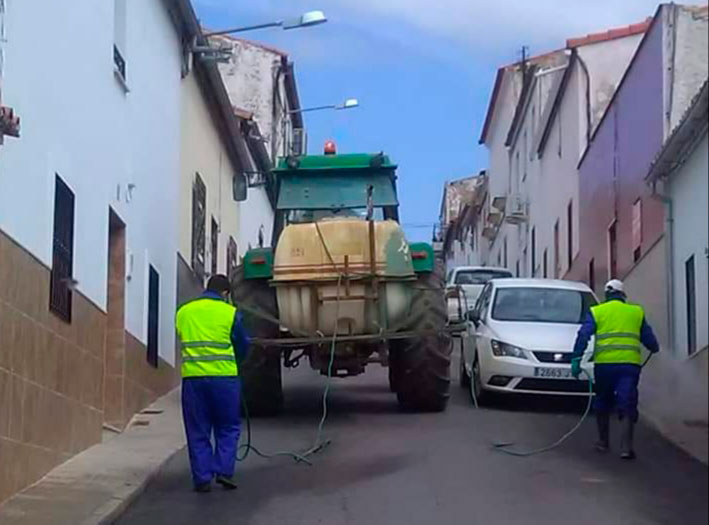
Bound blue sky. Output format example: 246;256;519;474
194;0;662;241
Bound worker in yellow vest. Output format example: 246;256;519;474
571;279;659;460
175;275;250;492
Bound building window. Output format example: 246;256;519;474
557;105;563;158
523;131;528;179
567;200;573;268
608;220;618;279
191;173;206;280
211;217;219;277
686;255;696;355
531;227;536;277
588;258;595;294
543;249;548;278
632;199;642;263
553;220;560;278
147;265;159;368
227;237;238;280
113;0;127;81
50;175;75;322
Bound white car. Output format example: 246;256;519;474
460;278;597;404
446;266;513;322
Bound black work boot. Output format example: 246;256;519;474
619;417;636;460
595;413;610;453
216;475;238;490
194;483;212;493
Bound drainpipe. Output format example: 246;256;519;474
651;181;674;352
576;52;592;144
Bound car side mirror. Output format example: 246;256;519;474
466;310;480;326
232;172;247;202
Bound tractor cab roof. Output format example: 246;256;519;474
273;152;399;211
274;153;397;173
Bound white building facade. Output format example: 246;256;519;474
476;22;648;279
0;0;192;502
642;80;708;462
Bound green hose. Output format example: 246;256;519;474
488;371;595;457
476;354;654;457
236;277;342;466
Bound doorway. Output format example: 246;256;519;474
104;209;126;428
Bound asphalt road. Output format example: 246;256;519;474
119;345;708;525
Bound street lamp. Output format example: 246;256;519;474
203;10;327;38
289;98;360;115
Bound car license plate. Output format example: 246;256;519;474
534;367;573;379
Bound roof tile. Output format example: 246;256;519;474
566;17;652;48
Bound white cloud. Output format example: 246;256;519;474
330;0;664;51
195;0;671;64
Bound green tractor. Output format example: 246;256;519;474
232;147;451;415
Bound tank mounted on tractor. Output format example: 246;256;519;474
231;143;452;415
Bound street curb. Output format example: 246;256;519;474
82;448;182;525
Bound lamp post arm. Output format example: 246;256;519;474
288;105;338;114
203;21;283;38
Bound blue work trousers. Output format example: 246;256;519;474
182;377;241;486
593;364;641;422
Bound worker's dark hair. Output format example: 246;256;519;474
605;290;626;302
206;274;232;295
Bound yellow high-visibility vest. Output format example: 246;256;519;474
591;300;644;365
176;297;239;378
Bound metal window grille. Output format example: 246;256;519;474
227;237;238;281
113;45;126;81
192;173;206;280
147;265;159;368
686;255;696;355
49;175;75;322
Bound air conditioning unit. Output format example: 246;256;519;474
491;195;507;212
487;208;503;227
505;194;528;224
482;224;497;241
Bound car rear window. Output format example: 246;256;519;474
491;287;597;324
455;270;512;285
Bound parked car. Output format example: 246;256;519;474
460;278;597;404
446;266;513;322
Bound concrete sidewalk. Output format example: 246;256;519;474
0;388;185;525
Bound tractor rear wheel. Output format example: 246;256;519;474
391;259;452;412
231;266;283;417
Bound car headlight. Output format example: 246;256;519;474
491;340;528;360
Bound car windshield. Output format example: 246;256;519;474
286;207;384;224
455;270;512;285
491;287;596;324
